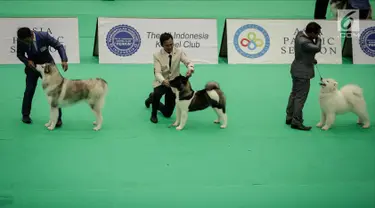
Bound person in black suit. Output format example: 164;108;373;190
286;22;322;131
16;27;68;126
346;0;371;19
315;0;372;19
314;0;330;19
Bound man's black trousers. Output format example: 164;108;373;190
22;66;62;120
286;77;311;125
151;85;176;118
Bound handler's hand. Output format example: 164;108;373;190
27;60;35;69
186;64;194;77
162;80;170;87
62;62;68;71
186;69;194;77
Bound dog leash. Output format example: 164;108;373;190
315;65;323;81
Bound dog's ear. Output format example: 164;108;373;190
182;76;189;82
182;77;188;84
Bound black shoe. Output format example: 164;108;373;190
55;120;63;128
22;116;32;124
291;124;312;131
150;115;158;123
145;93;153;108
286;119;292;125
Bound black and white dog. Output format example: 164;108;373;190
168;75;227;130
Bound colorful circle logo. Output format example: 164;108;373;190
234;24;270;58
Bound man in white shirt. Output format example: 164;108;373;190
144;33;194;123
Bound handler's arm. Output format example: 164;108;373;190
180;50;194;71
154;54;165;82
16;40;28;66
46;33;68;62
301;37;322;53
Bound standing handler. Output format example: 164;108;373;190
144;32;195;123
17;27;68;126
286;22;322;131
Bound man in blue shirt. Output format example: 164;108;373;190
315;0;371;20
17;27;68;127
346;0;371;19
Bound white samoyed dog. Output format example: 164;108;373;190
317;78;370;130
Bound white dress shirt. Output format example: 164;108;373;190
152;47;194;88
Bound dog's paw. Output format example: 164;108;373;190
93;121;97;125
321;125;330;131
176;126;183;131
220;124;226;129
93;126;101;131
45;121;51;127
357;118;363;125
214;119;220;124
47;126;55;131
316;122;324;127
362;123;370;129
168;122;179;128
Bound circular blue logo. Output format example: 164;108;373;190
106;24;141;57
233;24;270;58
359;26;375;57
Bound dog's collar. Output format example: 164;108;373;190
45;78;65;97
59;78;65;87
179;90;194;100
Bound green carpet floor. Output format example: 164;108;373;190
1;0;375;207
0;63;374;207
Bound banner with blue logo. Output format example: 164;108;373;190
224;19;342;64
97;17;218;64
351;20;375;64
0;18;80;65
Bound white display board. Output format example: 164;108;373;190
97;17;218;64
352;20;375;64
0;17;80;64
225;19;342;64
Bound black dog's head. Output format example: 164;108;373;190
169;75;190;91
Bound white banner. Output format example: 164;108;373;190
352;20;375;64
0;18;80;65
97;17;218;64
225;19;342;64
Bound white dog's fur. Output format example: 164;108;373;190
168;75;227;130
317;78;370;130
35;63;108;131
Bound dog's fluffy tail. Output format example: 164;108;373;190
341;84;363;98
97;78;108;85
205;81;220;91
341;84;366;108
205;81;226;112
95;78;109;96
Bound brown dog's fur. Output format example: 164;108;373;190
36;63;108;131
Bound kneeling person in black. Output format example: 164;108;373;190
16;27;68;126
144;33;195;123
